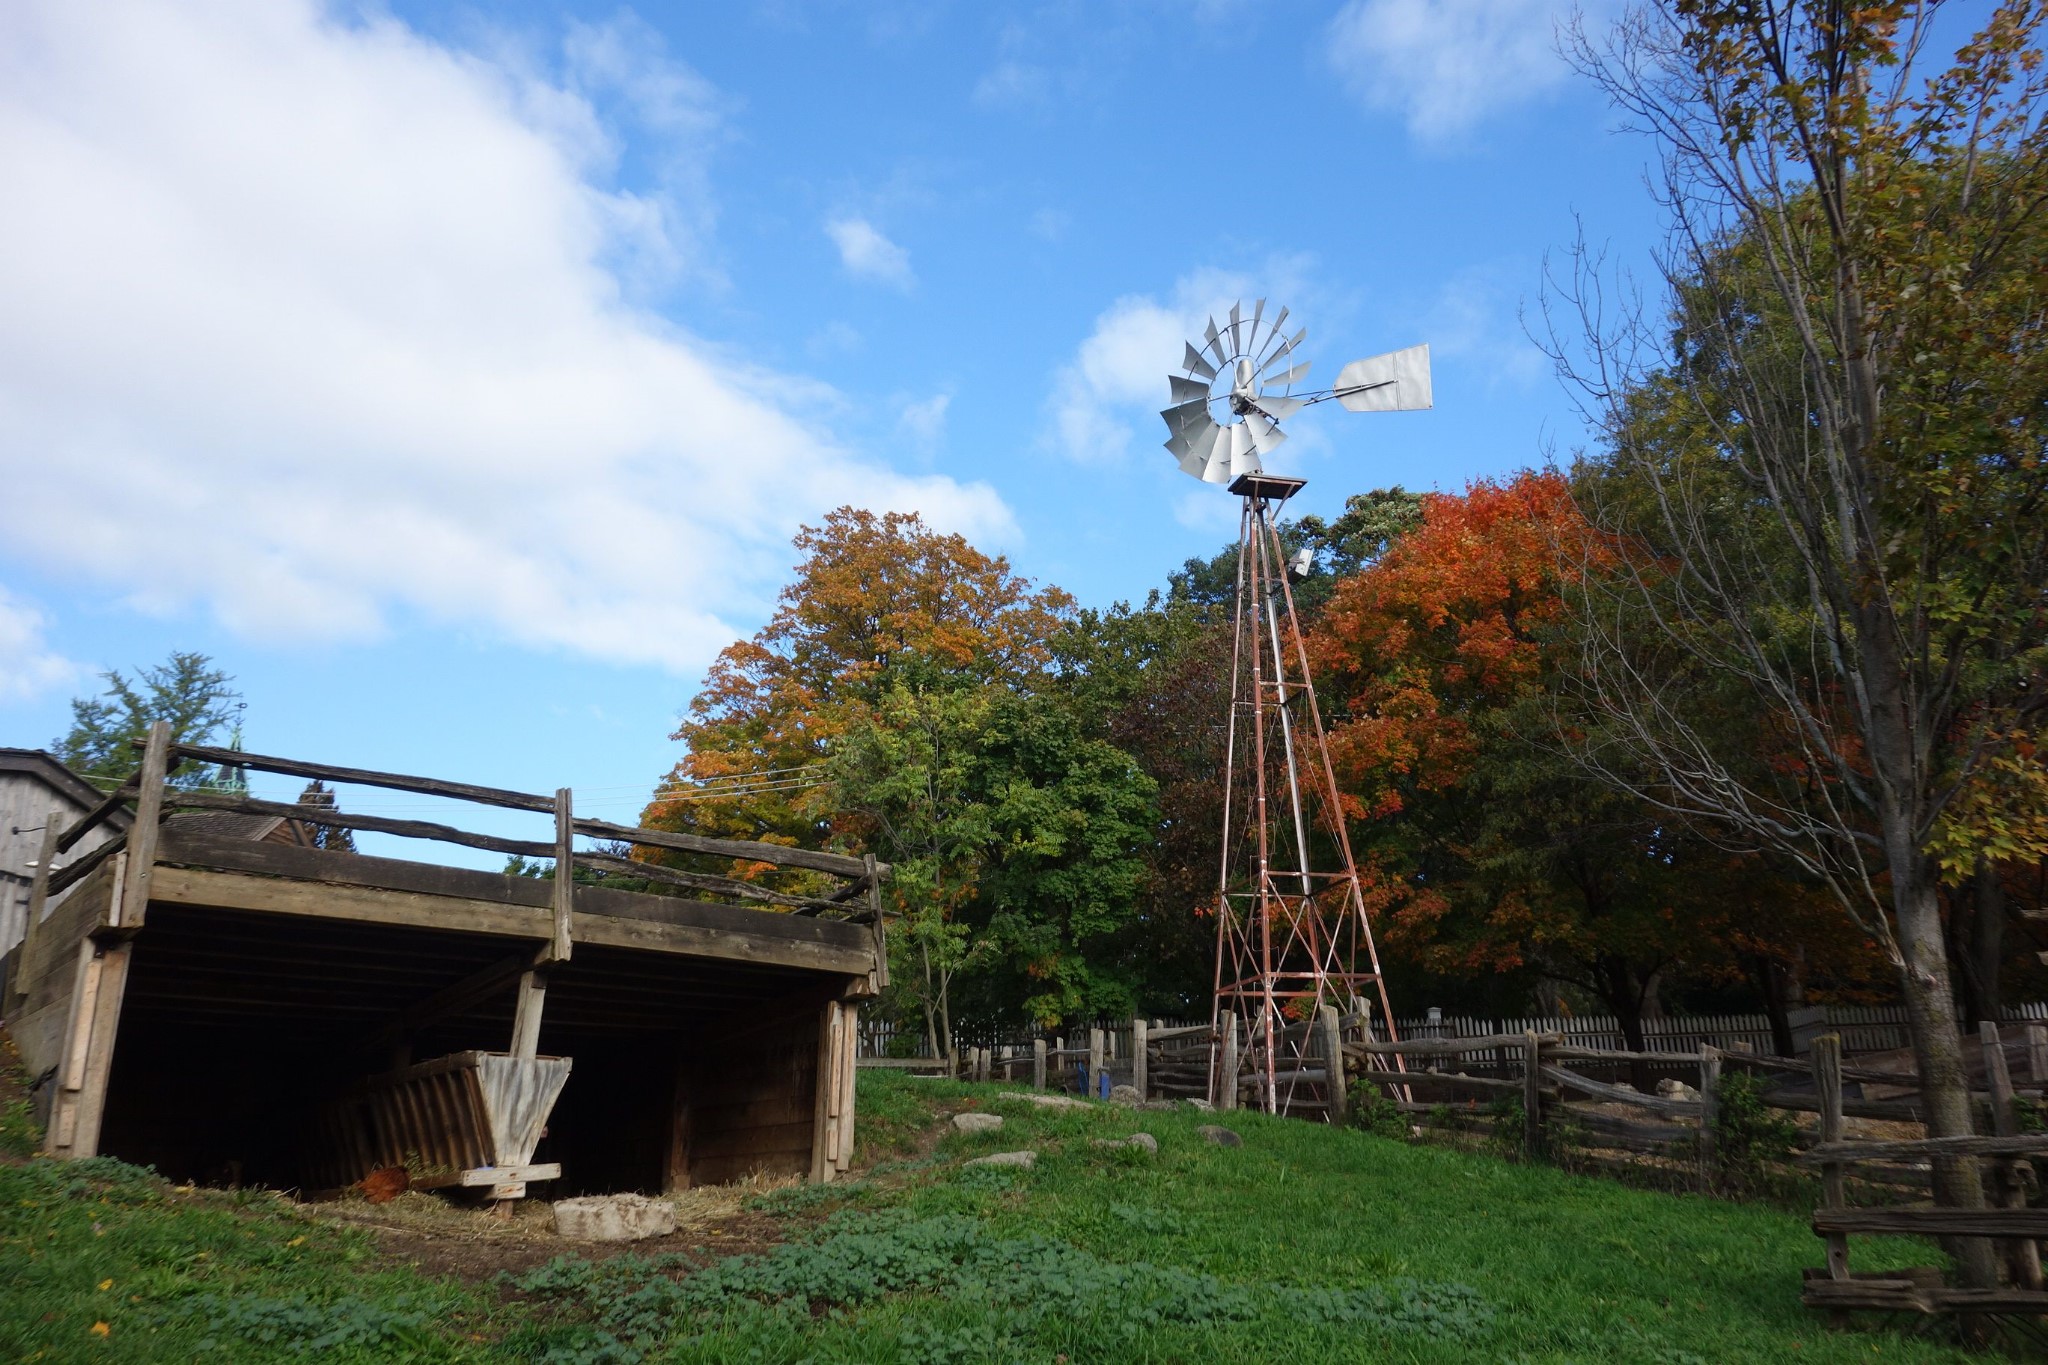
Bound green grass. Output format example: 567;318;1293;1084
0;1071;1986;1363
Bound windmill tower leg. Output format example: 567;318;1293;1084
1208;478;1404;1118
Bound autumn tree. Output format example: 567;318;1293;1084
1553;1;2048;1247
645;507;1074;861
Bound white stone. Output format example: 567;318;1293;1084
952;1112;1005;1133
1197;1125;1243;1148
965;1150;1037;1169
552;1194;677;1242
1656;1079;1701;1101
1108;1084;1145;1106
1182;1098;1215;1112
992;1091;1091;1111
1092;1132;1158;1154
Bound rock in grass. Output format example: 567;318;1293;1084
552;1194;677;1242
952;1111;1004;1133
1109;1084;1145;1106
992;1091;1091;1111
965;1150;1037;1169
1182;1098;1215;1112
1091;1133;1158;1154
1197;1125;1243;1148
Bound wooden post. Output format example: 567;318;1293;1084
1032;1038;1047;1090
1088;1028;1104;1097
117;721;172;930
510;970;547;1061
1522;1030;1542;1158
864;853;888;991
8;814;62;1012
811;1001;838;1184
1698;1044;1721;1188
2029;1023;2048;1087
1320;1005;1348;1126
1132;1017;1148;1100
548;789;574;963
1219;1016;1240;1112
1980;1021;2042;1289
1813;1034;1849;1285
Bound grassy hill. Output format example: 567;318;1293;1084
0;1066;1979;1363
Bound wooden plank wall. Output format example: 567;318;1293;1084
684;1001;834;1187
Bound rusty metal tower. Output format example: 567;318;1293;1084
1155;301;1430;1116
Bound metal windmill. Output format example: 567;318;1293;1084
1160;300;1431;1116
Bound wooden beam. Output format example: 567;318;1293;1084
45;830;126;898
164;789;553;859
118;722;171;930
8;815;61;1012
162;742;556;814
573;814;876;880
548;789;574;964
363;953;532;1052
574;850;857;915
54;776;137;854
510;969;547;1060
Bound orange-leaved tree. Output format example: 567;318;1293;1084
642;507;1074;864
1309;472;1868;1070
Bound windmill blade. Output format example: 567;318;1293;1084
1182;343;1217;381
1263;327;1307;371
1262;359;1310;388
1200;425;1239;483
1248;298;1267;354
1160;398;1209;441
1168;374;1210;406
1203;317;1227;368
1177;422;1225;478
1333;343;1433;412
1250;393;1306;422
1227;300;1243;352
1227;421;1263;479
1255;305;1291;362
1242;408;1290;456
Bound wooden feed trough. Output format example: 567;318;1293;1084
309;1051;574;1199
3;726;887;1200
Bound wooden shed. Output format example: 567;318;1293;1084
2;726;885;1200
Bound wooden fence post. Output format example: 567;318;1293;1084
1522;1030;1542;1158
1698;1044;1721;1188
1813;1034;1849;1288
2029;1023;2048;1087
1219;1016;1240;1112
1088;1028;1104;1097
1320;1005;1348;1126
1032;1038;1046;1090
1132;1017;1148;1100
511;969;547;1060
1980;1021;2042;1290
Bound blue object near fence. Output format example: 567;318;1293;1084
1098;1072;1111;1100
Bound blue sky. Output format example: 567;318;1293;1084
0;0;1664;842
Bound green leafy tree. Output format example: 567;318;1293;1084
1554;0;2048;1256
54;651;242;788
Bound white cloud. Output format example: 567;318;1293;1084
0;0;1010;674
825;216;914;288
1427;266;1546;388
897;393;951;451
972;61;1050;111
1043;265;1308;466
1326;0;1595;144
0;588;82;703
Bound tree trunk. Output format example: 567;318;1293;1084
1746;953;1798;1059
1603;961;1656;1093
1895;862;1997;1288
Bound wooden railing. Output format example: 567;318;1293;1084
32;728;891;922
